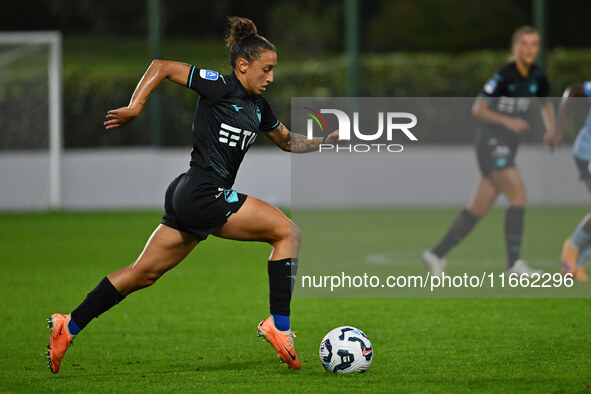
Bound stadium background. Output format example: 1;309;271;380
3;0;591;209
1;0;590;392
3;0;591;150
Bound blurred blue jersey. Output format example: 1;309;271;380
573;81;591;161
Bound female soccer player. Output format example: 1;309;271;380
47;16;340;373
422;26;556;276
554;81;591;281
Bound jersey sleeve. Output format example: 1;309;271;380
186;66;231;103
479;72;505;100
258;97;280;131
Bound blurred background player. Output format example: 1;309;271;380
422;26;557;276
47;16;341;373
554;81;591;281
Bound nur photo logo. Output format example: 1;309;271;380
304;107;418;153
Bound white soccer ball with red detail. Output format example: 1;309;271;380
319;326;373;373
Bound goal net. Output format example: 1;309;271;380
0;32;62;209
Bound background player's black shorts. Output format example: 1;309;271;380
475;127;519;177
161;172;247;241
574;156;591;180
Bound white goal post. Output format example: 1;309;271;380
0;31;62;209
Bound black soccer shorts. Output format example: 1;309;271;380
475;127;519;177
161;172;247;241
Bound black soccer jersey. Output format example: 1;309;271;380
479;62;550;118
474;62;550;175
186;66;279;186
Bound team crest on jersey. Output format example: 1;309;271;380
200;69;219;81
256;107;262;122
529;83;538;94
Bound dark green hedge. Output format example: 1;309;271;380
52;49;591;147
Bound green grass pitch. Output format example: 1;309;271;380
0;208;589;392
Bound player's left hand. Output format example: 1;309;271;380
543;128;562;151
324;129;348;145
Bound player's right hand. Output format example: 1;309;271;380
104;105;141;130
503;117;530;133
325;129;348;145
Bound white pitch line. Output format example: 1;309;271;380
364;249;561;270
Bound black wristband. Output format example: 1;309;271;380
322;135;328;144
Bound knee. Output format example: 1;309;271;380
271;220;301;247
508;193;526;207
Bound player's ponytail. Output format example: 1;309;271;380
225;17;258;47
225;16;275;69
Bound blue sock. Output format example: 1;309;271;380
571;218;591;248
272;314;290;331
68;317;81;336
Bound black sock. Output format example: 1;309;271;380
432;209;479;258
505;206;525;268
268;258;298;316
70;277;125;331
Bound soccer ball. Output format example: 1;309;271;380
319;326;373;373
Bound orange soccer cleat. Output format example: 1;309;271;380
257;316;301;370
561;237;579;277
46;313;74;374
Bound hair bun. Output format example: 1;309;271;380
225;17;258;47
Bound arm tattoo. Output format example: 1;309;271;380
278;123;292;150
285;132;292;149
269;122;324;153
290;132;322;153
